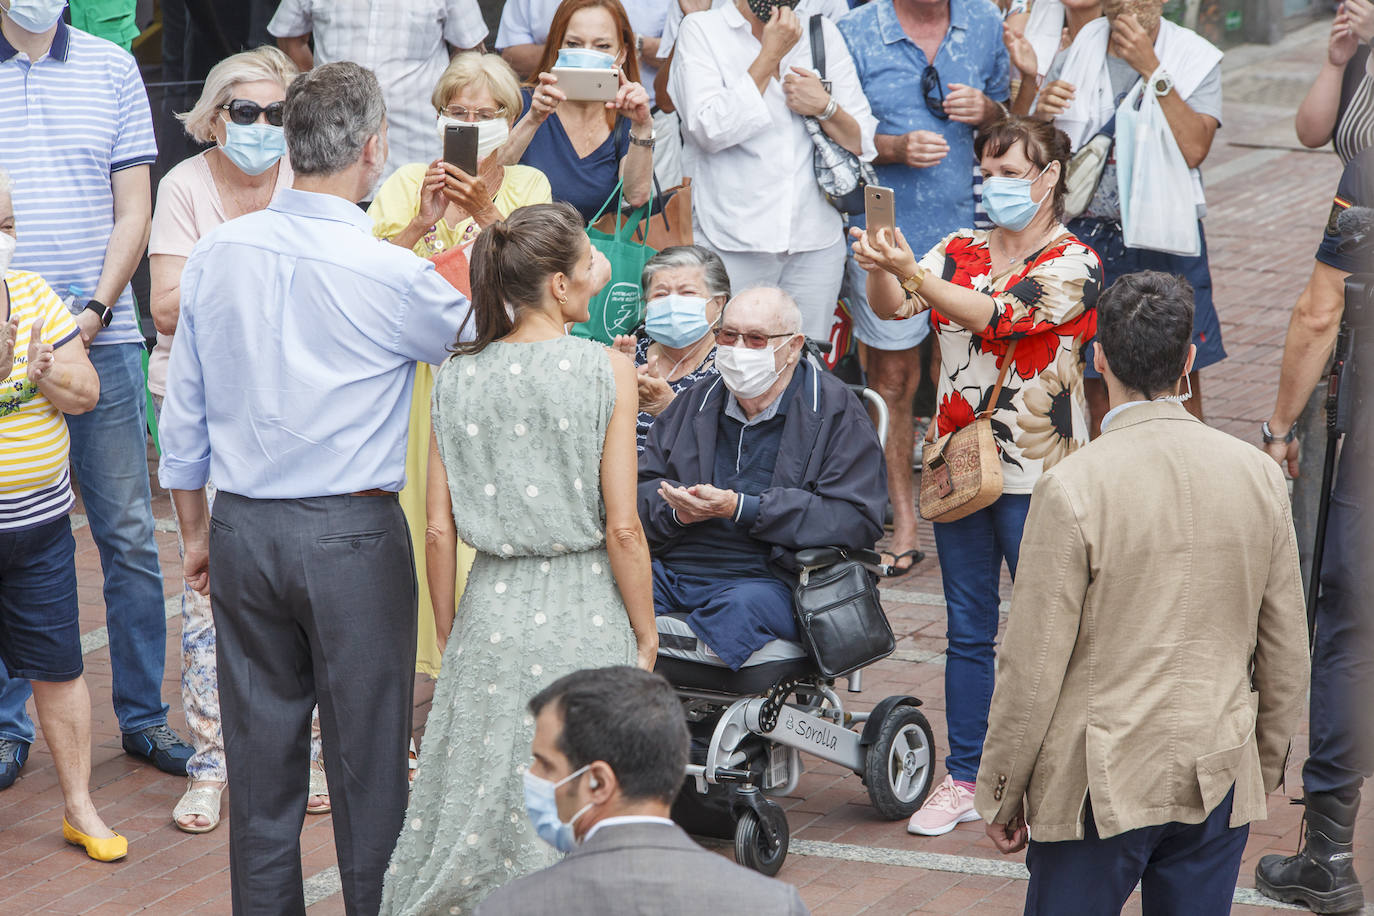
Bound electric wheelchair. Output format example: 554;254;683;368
652;382;936;876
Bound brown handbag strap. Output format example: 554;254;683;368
923;230;1074;445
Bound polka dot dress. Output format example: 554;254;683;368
380;336;636;915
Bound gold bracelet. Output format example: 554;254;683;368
900;268;926;297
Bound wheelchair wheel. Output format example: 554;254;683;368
733;802;789;876
864;704;935;820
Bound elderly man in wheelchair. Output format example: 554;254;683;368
637;287;935;874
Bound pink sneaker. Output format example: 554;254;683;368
907;774;980;836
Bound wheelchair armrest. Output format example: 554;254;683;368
795;546;885;570
795;547;844;569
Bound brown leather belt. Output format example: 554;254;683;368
349;488;394;497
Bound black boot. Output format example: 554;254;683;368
1256;792;1365;914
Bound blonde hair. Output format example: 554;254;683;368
177;46;299;144
430;52;523;126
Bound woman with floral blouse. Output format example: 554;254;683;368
851;115;1101;838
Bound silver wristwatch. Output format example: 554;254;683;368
1261;419;1297;444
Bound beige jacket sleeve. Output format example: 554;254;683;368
1252;462;1311;792
974;473;1091;825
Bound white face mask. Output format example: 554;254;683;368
715;338;794;399
436;114;510;161
0;233;14;275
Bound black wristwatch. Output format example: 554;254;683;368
1261;419;1297;444
84;298;114;328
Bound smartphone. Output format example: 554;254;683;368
550;66;620;103
865;185;896;241
443;123;479;175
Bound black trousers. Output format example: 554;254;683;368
210;492;418;916
1024;788;1248;916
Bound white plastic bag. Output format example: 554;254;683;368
1115;83;1200;257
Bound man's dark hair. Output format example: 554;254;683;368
528;667;689;804
1096;271;1195;399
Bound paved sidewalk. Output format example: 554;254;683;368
2;17;1371;914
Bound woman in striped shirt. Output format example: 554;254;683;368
0;170;118;861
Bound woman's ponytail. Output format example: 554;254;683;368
452;202;586;355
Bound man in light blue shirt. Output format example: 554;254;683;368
158;61;472;916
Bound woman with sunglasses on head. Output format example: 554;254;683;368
368;52;553;682
148;45;331;834
850;115;1101;840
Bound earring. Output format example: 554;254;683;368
558;295;568;307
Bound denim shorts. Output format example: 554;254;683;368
0;515;83;682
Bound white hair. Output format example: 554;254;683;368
177;46;299;144
0;165;11;200
725;285;803;335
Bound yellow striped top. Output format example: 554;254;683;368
1;270;81;530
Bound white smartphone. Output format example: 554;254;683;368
550;67;620;103
864;185;896;241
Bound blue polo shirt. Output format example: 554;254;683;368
838;0;1008;256
0;20;158;347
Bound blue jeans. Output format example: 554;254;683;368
651;559;796;670
932;493;1032;783
1302;436;1373;798
0;343;169;744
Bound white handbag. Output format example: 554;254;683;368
1116;83;1200;257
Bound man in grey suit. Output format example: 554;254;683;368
478;667;810;915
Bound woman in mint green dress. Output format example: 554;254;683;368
380;202;658;915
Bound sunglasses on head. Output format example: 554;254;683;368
921;65;949;121
222;99;285;127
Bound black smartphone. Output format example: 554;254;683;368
443;123;479;175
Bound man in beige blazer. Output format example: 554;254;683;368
974;271;1311;915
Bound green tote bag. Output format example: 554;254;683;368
570;179;657;344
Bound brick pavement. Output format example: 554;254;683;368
2;17;1371;914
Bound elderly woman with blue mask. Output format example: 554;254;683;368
612;245;731;451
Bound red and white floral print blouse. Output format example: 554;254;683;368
905;228;1103;494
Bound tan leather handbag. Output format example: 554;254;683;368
591;177;693;250
919;339;1017;523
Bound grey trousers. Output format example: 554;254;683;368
209;491;417;916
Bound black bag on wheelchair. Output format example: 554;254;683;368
792;548;894;679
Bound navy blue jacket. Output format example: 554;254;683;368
638;360;888;578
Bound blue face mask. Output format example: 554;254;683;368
523;765;593;854
3;0;66;32
982;165;1051;232
219;122;287;176
644;294;712;349
556;47;617;69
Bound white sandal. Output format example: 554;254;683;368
307;762;331;815
173;780;224;834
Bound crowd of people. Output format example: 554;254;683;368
0;0;1368;914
